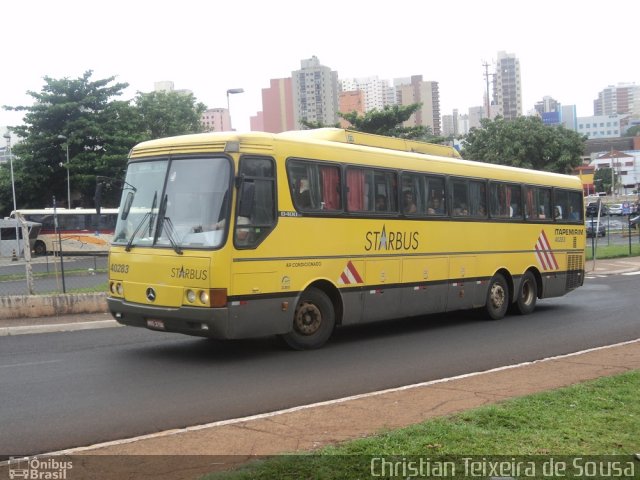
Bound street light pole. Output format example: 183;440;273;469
226;88;245;131
57;135;71;208
3;132;19;258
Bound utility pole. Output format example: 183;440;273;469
482;61;494;119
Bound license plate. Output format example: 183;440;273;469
146;319;165;330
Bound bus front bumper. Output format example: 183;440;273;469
107;297;233;339
107;296;292;340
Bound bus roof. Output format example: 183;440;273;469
129;129;581;190
130;129;461;159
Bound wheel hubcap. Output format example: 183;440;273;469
294;302;322;335
490;283;505;310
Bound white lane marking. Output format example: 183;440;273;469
0;360;61;369
622;271;640;276
37;337;640;458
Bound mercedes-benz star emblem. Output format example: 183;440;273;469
146;287;156;302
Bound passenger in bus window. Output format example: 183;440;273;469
403;191;417;213
375;194;387;212
296;178;312;208
453;204;469;216
539;206;546;219
235;216;252;245
427;197;444;215
554;206;562;220
568;205;580;220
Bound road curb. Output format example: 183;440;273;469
0;293;108;320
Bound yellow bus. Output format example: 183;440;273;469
104;128;585;349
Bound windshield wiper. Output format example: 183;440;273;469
125;191;157;252
155;194;183;255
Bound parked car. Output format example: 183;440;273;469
586;219;606;238
608;203;624;215
586;202;608;217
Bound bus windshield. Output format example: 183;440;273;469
113;156;232;249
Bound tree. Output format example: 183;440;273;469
1;72;210;215
134;90;207;139
339;104;441;142
1;71;139;213
593;167;617;195
299;119;340;129
461;116;586;174
623;125;640;137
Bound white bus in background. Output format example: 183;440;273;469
0;217;41;258
11;208;118;255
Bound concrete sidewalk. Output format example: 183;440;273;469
34;340;640;480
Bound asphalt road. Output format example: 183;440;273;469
0;273;638;459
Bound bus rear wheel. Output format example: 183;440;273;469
484;273;509;320
281;287;335;350
33;241;46;256
511;271;537;315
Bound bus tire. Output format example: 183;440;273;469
512;271;537;315
281;287;335;350
484;273;509;320
33;241;46;256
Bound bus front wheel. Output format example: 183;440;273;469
281;287;335;350
484;273;509;320
512;271;537;315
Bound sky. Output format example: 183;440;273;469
1;0;638;135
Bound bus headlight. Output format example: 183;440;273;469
199;290;209;305
186;289;196;303
110;282;123;296
183;288;226;307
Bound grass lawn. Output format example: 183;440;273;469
205;370;640;479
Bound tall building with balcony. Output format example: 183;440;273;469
340;76;391;112
394;75;441;135
291;56;339;129
594;83;639;116
493;51;522;120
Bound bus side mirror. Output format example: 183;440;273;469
121;191;134;221
238;182;255;219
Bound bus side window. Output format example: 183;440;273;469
452;179;469;216
469;180;487;217
287;161;341;212
426;176;446;215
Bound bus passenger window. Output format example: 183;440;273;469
288;161;341;212
452;180;469;216
426;176;446;215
